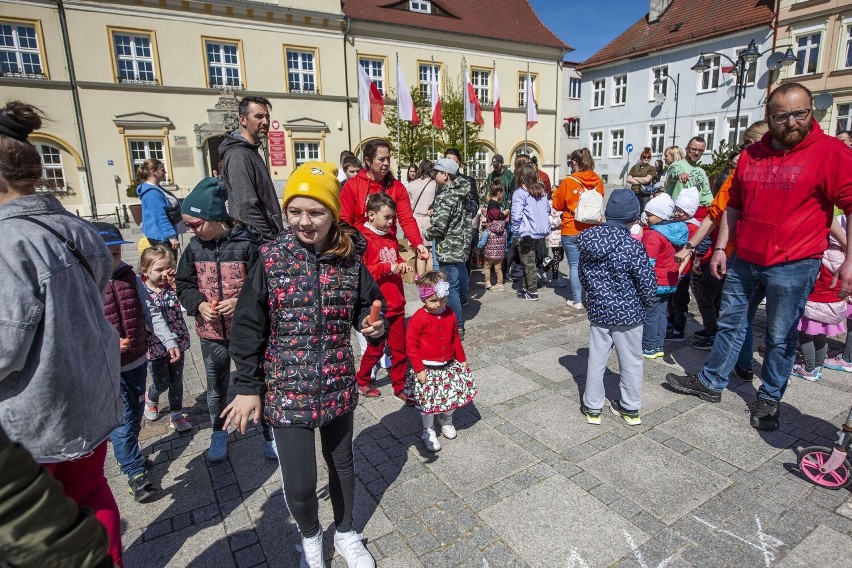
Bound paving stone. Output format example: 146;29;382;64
470;364;541;405
657;404;791;471
234;543;265;567
480;475;648;566
579;435;731;524
123;520;231;567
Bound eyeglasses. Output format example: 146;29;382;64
185;219;205;231
769;108;811;124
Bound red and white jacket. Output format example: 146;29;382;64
358;223;406;318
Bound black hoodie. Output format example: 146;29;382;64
219;132;283;242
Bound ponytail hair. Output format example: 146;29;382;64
135;158;163;185
569;148;594;172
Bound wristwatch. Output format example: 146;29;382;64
684;242;694;250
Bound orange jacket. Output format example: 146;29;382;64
552;170;604;236
701;170;735;261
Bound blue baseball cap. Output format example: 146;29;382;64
93;221;132;246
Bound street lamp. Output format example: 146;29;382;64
690;39;797;144
654;72;680;147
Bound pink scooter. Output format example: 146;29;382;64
797;406;852;489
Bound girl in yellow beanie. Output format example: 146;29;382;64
223;162;386;568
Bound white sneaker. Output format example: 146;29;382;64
436;414;457;439
296;531;324;568
422;428;441;452
334;530;375;568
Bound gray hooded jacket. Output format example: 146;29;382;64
219;132;283;242
0;194;122;461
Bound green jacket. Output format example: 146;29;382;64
0;425;111;568
425;176;474;264
665;159;712;206
485;168;514;208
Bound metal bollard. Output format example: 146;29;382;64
122;204;130;226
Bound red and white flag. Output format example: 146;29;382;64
526;75;538;130
464;69;484;126
430;67;444;130
357;63;384;124
396;60;420;125
493;71;502;129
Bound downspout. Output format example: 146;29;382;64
553;56;562;182
53;0;97;215
342;17;353;150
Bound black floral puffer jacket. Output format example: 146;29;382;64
229;224;386;428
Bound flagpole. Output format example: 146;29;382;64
525;63;529;155
431;56;435;159
395;51;401;180
492;59;497;150
356;50;362;156
462;57;467;167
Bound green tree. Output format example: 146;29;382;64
699;139;731;186
383;87;435;170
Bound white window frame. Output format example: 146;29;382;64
836;103;851;134
470;149;489;187
419;63;441;100
609;129;624;159
612;74;627;106
650;124;666;155
286;48;317;94
792;26;823;76
590;131;603;159
0;20;45;79
726;115;749;148
359;58;385;95
568;77;581;99
410;0;431;14
565;118;579;138
205;40;242;89
695;119;716;154
113;31;156;85
471;69;491;105
127;138;165;176
734;48;758;86
293;141;321;166
36;144;66;191
698;55;720;92
651;66;668;100
591;79;605;109
841;20;852;70
518;74;537;108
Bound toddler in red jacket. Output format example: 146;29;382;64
356;193;413;403
405;271;477;452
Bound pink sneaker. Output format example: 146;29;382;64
791;364;822;382
169;415;192;433
824;355;852;373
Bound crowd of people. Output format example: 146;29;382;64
2;82;852;567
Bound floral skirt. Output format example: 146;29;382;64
403;360;477;415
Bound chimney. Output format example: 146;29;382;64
649;0;674;23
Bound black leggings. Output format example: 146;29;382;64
274;412;355;538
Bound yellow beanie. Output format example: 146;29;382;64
282;161;342;220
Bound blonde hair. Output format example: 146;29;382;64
743;120;768;144
415;270;446;288
664;146;684;162
138;245;174;273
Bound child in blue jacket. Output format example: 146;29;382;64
578;189;657;426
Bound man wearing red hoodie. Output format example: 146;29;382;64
666;83;852;431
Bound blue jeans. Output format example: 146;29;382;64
561;235;582;303
441;262;468;329
111;363;147;479
643;294;670;351
698;256;819;402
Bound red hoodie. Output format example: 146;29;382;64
340;170;424;249
728;121;852;267
358;224;406;317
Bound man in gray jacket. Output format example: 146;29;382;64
219;96;283;241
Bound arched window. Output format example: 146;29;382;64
36;143;66;192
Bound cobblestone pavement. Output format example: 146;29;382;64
110;232;852;567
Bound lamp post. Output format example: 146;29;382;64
654;72;679;147
690;39;797;144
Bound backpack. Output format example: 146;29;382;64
568;175;603;225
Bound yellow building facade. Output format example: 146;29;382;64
776;0;852;134
1;0;568;216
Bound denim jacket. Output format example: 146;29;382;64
0;194;122;462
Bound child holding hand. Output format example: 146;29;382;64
223;162;385;568
406;271;477;452
356;193;413;403
140;245;192;432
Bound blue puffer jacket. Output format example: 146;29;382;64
578;223;657;326
138;182;177;241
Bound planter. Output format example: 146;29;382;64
128;204;143;226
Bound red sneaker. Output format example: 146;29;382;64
395;392;416;406
358;385;381;397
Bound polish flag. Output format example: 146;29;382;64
430;67;444;130
493;71;502;129
526;76;538;130
357;63;384;124
464;69;484;126
396;60;420;125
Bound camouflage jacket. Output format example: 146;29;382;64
425;175;474;264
